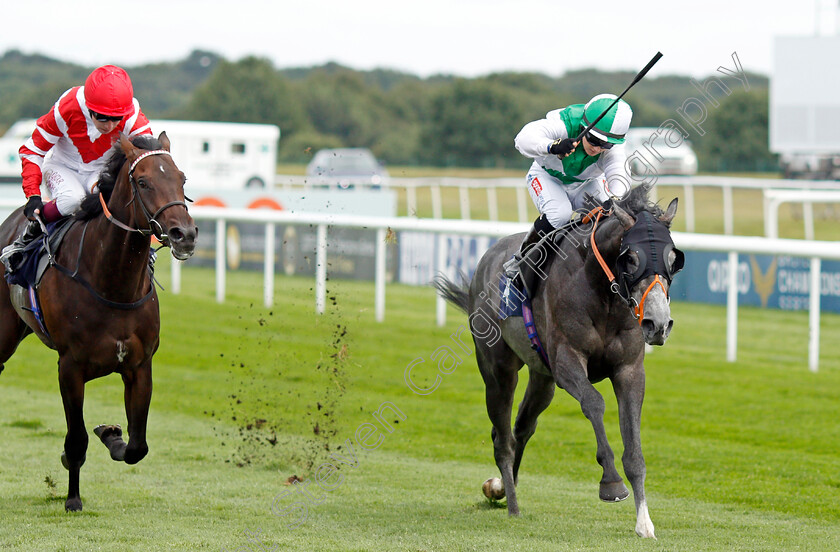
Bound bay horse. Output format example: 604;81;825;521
0;133;196;511
434;186;682;538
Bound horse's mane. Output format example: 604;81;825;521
614;185;670;227
76;134;164;221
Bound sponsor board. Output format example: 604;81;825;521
398;232;496;285
671;251;840;312
190;188;399;280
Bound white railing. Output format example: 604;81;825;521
180;207;526;321
275;174;840;233
181;207;840;372
275;175;532;222
763;189;840;239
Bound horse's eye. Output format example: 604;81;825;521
667;247;685;276
137;177;150;190
625;251;640;272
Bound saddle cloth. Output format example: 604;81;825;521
5;218;77;289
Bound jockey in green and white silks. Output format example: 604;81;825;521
504;94;633;288
515;93;633;228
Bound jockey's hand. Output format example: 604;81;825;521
549;138;578;158
23;195;43;221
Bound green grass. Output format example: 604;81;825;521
1;258;840;550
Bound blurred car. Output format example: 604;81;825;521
305;148;389;190
624;127;698;176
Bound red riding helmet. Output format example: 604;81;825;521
84;65;134;117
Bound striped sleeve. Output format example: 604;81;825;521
19;92;67;197
124;99;152;138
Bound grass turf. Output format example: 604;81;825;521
0;258;839;551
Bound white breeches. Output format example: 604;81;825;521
41;159;98;216
526;166;612;229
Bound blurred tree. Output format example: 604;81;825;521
130;50;221;117
175;56;308;138
420;78;528;168
0;49;773;171
692;89;777;172
0;80;77;124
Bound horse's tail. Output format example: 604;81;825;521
432;271;471;315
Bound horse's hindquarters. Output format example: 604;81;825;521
8;285;52;348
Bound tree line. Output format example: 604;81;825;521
0;49;775;172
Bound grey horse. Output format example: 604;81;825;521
434;186;682;538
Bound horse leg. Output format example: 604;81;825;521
552;352;628;503
511;368;555;485
0;283;31;375
58;362;88;512
612;363;655;538
95;363;152;464
476;346;522;515
123;363;152;464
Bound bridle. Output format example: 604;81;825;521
98;149;189;246
588;207;682;324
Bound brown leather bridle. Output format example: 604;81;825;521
98;149;188;246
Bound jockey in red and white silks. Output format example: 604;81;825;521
2;65;152;273
19;65;152;218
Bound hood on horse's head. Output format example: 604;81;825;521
76;134;165;221
615;185;671;227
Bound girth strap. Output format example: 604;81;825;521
49;222;156;310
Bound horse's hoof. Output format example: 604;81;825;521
599;480;630;502
65;497;83;512
93;424;122;441
482;477;505;500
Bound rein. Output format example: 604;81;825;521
99;149;188;245
588;207;665;324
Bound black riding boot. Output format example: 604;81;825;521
502;214;556;296
0;220;43;273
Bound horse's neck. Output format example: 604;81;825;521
553;218;623;303
84;190;151;297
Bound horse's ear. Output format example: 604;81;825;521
660;198;679;225
158;131;170;152
612;202;636;230
119;133;140;161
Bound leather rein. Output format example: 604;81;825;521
587;207;667;325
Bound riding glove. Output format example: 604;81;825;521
549;138;577;158
23;195;43;220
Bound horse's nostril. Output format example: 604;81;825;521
641;319;655;335
169;227;184;243
666;319;674;335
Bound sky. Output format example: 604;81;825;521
1;0;835;79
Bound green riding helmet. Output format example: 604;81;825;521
581;94;633;145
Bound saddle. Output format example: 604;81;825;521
498;200;611;369
5;218;77;289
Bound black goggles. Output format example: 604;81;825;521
89;110;123;123
585;132;613;150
